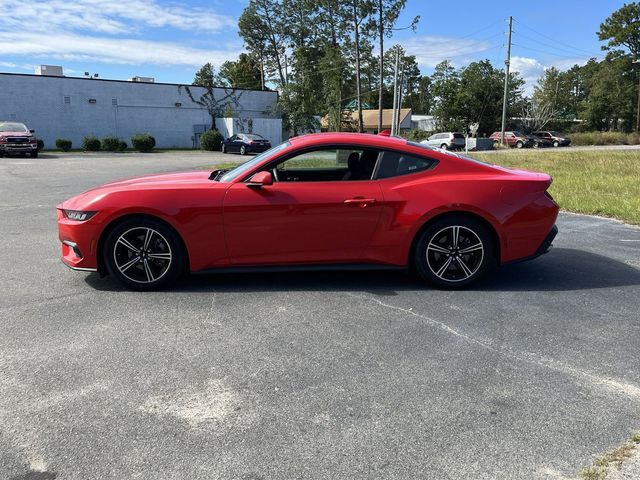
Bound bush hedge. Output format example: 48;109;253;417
82;135;101;151
102;136;126;152
36;139;44;151
570;131;640;146
55;138;72;152
119;140;128;152
200;129;224;151
131;133;155;152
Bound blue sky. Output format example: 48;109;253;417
0;0;628;94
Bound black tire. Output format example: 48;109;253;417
240;145;246;155
103;217;185;291
440;143;448;150
533;141;539;149
413;216;495;289
30;150;38;158
515;141;524;149
553;140;559;147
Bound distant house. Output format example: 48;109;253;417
411;115;436;132
321;108;412;133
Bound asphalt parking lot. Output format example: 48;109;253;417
1;151;639;479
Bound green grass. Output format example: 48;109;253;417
470;150;640;225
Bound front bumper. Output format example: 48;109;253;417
0;144;37;153
57;209;100;271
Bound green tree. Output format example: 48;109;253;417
218;54;263;90
598;2;640;58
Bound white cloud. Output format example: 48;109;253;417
0;0;236;34
0;32;240;67
403;35;494;68
510;56;545;94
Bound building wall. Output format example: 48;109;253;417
0;74;281;149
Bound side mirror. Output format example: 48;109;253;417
246;171;273;187
29;129;35;133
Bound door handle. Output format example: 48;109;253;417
344;197;376;207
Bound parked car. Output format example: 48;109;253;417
532;131;571;147
57;133;559;291
221;133;271;155
0;121;38;158
421;132;466;150
527;134;553;148
489;131;534;149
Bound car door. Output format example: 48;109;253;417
222;147;384;265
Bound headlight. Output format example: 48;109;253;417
63;210;97;221
29;136;37;142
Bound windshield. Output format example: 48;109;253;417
0;122;29;133
218;142;290;182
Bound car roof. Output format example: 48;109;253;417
289;132;410;150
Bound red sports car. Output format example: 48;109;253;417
57;133;558;290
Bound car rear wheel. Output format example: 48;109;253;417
440;143;448;150
30;150;38;158
493;141;500;149
414;216;494;289
240;145;246;155
103;218;185;290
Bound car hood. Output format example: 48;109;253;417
59;170;222;210
0;131;30;137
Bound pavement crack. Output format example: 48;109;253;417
347;293;640;400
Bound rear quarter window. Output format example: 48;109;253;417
375;150;437;179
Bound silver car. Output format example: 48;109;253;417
421;132;466;150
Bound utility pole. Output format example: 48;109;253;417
396;69;405;134
634;58;640;133
377;0;384;134
391;48;400;136
500;16;513;145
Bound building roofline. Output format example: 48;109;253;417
0;71;275;93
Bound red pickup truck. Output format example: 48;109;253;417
0;121;38;158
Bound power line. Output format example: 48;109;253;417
513;30;601;58
512;18;600;57
511;43;598;60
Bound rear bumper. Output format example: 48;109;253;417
504;224;558;265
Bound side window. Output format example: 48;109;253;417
375;151;436;179
273;148;379;181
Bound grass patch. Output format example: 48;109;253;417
470;150;640;225
579;433;640;479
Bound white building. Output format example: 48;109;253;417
0;69;282;149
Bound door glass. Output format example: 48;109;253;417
375;151;436;179
274;148;378;181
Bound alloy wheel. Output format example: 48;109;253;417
113;227;173;284
426;225;484;283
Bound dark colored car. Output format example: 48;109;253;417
0;121;38;158
221;133;272;155
532;131;571;147
489;131;534;149
57;132;558;291
527;134;553;148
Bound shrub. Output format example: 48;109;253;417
36;139;44;151
102;136;124;152
571;131;640;146
118;140;128;152
131;133;155;152
55;138;72;152
403;130;431;142
200;129;224;151
82;135;101;151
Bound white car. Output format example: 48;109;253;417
421;132;466;150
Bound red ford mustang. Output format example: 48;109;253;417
57;133;558;290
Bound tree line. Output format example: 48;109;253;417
192;1;640;136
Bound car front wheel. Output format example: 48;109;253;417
103;218;185;290
240;145;246;155
414;216;494;289
553;141;559;147
515;141;524;148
